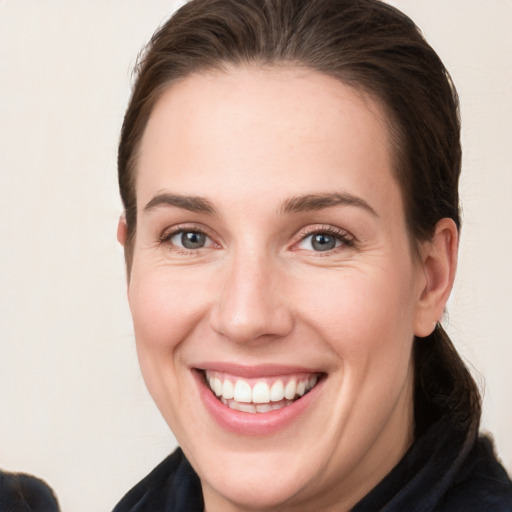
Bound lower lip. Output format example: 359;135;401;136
194;370;324;436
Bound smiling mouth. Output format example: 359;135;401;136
202;370;323;414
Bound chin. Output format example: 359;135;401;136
197;450;323;511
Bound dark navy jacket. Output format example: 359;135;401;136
113;415;512;511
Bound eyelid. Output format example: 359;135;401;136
159;223;220;251
291;224;355;252
158;223;354;254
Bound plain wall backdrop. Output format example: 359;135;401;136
0;1;511;510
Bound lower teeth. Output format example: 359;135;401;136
220;397;294;414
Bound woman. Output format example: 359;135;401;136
113;0;512;510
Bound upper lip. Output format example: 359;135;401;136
193;362;322;378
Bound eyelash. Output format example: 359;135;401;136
159;224;355;255
159;225;216;255
293;225;355;253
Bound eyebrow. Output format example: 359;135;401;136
281;192;378;217
143;191;377;217
144;193;217;215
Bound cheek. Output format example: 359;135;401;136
128;267;211;352
127;267;211;422
291;263;417;363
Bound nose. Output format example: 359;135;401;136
209;249;294;344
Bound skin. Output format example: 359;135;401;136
118;66;458;511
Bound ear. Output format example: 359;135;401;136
117;215;127;246
414;218;458;337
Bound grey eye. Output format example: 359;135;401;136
310;233;336;251
181;231;206;249
297;232;344;252
170;231;208;249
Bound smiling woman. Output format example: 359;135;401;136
112;1;512;511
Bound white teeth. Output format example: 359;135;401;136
284;379;297;400
233;380;252;403
213;377;223;397
256;403;273;413
230;401;257;414
271;400;293;410
252;382;270;403
222;379;234;400
270;380;285;402
205;371;320;411
225;398;294;413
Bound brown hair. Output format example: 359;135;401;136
118;0;480;436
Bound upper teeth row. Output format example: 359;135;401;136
206;373;318;404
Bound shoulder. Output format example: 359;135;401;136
0;470;60;512
437;435;512;511
112;448;203;512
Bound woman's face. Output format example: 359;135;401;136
125;67;430;511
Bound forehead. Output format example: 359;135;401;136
136;65;400;214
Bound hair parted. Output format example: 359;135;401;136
118;0;480;436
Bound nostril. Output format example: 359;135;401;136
209;303;294;344
208;261;293;343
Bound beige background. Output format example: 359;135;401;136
0;1;511;510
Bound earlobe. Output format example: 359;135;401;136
414;218;458;337
117;215;128;246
